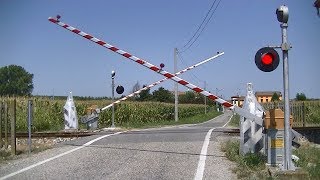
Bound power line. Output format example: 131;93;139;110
176;51;203;85
179;0;222;53
181;0;217;49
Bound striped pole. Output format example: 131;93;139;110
48;16;263;124
101;52;224;111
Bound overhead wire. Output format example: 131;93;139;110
180;0;217;50
179;0;222;53
176;51;203;85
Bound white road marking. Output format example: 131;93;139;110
223;114;234;127
194;113;232;180
194;128;215;180
0;131;123;180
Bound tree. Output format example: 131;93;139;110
180;91;196;104
271;92;280;102
152;87;173;102
130;81;141;100
137;85;152;101
296;93;307;101
0;65;34;96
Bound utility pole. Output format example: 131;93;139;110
174;48;178;122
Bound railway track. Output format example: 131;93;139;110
215;126;320;134
2;127;319;138
2;131;97;138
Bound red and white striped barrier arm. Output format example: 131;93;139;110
101;52;224;111
48;16;263;124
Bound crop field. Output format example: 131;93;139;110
1;97;212;132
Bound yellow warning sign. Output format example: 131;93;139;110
271;139;284;148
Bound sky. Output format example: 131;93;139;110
1;1;319;100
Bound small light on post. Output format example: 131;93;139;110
111;70;115;79
159;63;165;71
111;70;116;128
56;15;61;21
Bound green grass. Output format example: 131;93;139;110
228;114;240;128
121;110;222;129
0;149;12;163
293;144;320;179
221;139;320;179
221;139;269;179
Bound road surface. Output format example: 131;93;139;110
0;111;236;180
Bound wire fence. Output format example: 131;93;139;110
261;100;320;127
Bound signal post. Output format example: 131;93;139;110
254;5;294;170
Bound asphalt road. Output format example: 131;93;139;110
0;111;235;180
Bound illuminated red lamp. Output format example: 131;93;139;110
255;47;280;72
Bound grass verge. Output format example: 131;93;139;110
293;144;320;179
0;143;52;163
221;139;320;179
121;110;222;129
221;139;270;179
228;114;240;128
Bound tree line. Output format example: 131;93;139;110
0;65;314;103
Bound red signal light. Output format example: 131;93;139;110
255;47;280;72
261;53;273;65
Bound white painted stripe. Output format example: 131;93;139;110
194;128;215;180
144;62;153;68
91;37;99;42
57;22;65;27
78;31;88;36
66;26;76;31
117;50;126;55
130;56;139;61
0;132;122;180
194;113;232;180
103;43;113;49
202;91;211;96
223;114;233;128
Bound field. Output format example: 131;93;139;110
262;100;320;127
0;97;216;132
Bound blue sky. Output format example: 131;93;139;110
1;1;319;99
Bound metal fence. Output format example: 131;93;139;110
261;100;320;127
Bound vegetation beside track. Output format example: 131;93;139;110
221;139;269;179
221;138;320;179
0;97;222;161
228;114;240;128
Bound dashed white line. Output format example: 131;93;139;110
0;131;123;180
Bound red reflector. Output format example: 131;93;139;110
261;53;273;65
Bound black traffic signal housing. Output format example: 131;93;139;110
116;85;124;94
255;47;280;72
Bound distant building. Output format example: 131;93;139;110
231;96;245;107
255;91;282;103
170;91;186;96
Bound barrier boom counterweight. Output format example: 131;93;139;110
48;16;262;124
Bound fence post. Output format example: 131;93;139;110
0;101;2;148
4;102;8;149
302;102;306;127
10;99;16;155
27;100;33;154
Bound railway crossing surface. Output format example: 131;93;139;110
0;111;236;180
